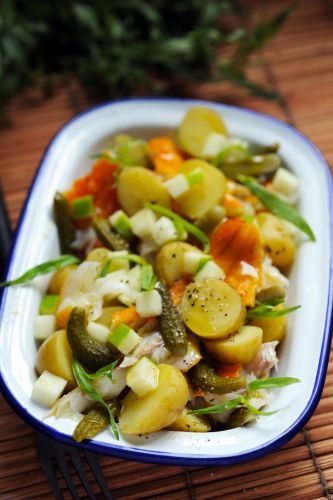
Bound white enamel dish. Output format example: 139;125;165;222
0;98;332;466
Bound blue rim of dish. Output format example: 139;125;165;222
0;97;332;466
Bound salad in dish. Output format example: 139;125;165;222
1;106;315;442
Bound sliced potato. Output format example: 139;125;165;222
96;306;125;328
180;279;245;339
117;167;171;215
85;248;111;266
168;408;211;432
176;160;226;219
48;265;77;295
35;329;75;388
119;364;188;434
257;212;296;268
178;107;228;157
250;314;286;343
155;241;201;286
204;325;263;364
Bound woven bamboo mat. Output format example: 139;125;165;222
1;1;333;498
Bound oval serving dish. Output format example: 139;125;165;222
0;98;332;466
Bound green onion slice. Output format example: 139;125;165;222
237;175;315;241
72;195;93;219
140;264;157;291
0;255;80;288
39;294;59;315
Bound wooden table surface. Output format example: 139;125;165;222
1;1;333;498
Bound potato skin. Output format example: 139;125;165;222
204;325;263;364
35;329;75;388
117;167;171;215
257;212;296;268
176;160;226;219
119;364;189;435
155;241;201;286
250;314;286;343
180;279;245;339
168;408;211;432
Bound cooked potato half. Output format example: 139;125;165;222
119;364;188;435
204;325;263;364
117;167;171;215
168;408;211;432
257;212;296;268
180;279;245;339
48;265;77;295
178;107;228;157
155;241;201;286
250;314;286;343
176;160;226;219
36;329;75;388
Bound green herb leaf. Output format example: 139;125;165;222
145;203;210;252
91;153;115;162
242;400;279;416
100;254;148;278
237;175;315;241
246;301;300;320
140;264;157;291
0;255;80;288
39;294;59;315
72;359;119;440
248;377;300;392
189;396;243;415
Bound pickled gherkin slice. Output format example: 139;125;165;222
93;217;129;251
73;400;121;442
53;192;76;254
67;307;115;371
190;361;246;394
224;407;256;429
213;153;281;179
157;282;188;356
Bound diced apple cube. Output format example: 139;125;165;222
34;315;56;341
87;321;110;344
126;357;159;396
152;217;178;246
183;251;205;274
195;260;225;281
31;370;67;407
130;208;157;238
272;168;299;196
108;323;141;355
136;290;162;317
164;174;189;198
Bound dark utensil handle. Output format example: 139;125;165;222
0;182;12;278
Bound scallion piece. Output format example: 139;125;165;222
109;210;133;240
237;175;315;241
72;195;93;219
186;167;204;188
145;203;210;252
247;376;300;391
99;254;148;278
0;255;80;288
140;264;157;291
39;294;59;315
246;300;300;320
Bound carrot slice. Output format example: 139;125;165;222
148;137;184;179
210;218;262;307
169;278;190;305
216;362;242;379
111;306;146;330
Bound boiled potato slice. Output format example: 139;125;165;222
181;279;245;339
117;167;171;215
250;314;286;343
48;265;77;295
96;306;124;328
176;160;226;219
155;241;201;286
204;325;263;364
168;408;211;432
257;212;296;268
178;107;228;157
35;329;75;388
119;364;188;435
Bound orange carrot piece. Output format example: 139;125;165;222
217;362;242;379
169;278;190;305
222;193;244;217
148;137;184;179
56;305;73;329
210;218;262;307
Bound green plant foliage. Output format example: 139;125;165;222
0;1;294;115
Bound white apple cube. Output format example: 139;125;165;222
31;370;67;408
126;356;160;396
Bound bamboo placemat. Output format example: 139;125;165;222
1;1;333;498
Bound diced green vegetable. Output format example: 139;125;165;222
140;264;157;291
109;210;133;240
0;254;80;288
186;167;204;187
237;175;315;241
39;294;59;315
108;323;141;355
246;299;300;320
100;253;147;278
93;217;130;251
247;376;300;391
72;195;93;219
